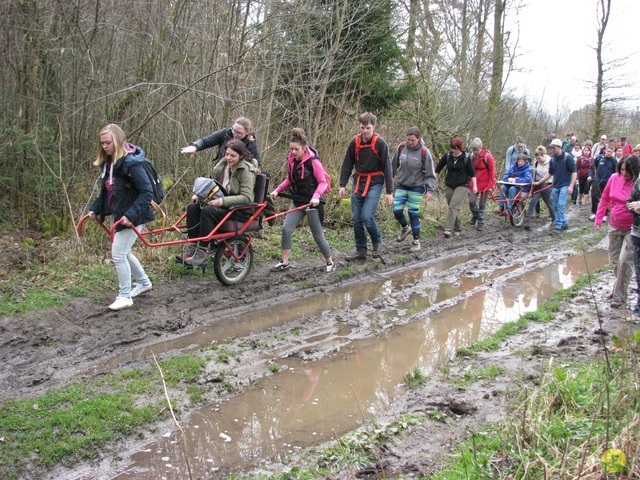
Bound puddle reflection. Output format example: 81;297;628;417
112;250;609;479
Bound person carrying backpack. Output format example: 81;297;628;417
338;112;393;261
269;128;335;272
435;137;477;238
468;137;495;231
88;124;154;311
391;127;436;252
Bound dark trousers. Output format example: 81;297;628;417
591;182;607;215
186;203;231;248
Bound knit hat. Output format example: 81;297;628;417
549;139;562;148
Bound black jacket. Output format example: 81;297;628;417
191;127;262;168
436;151;476;189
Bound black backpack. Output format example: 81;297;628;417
139;159;165;204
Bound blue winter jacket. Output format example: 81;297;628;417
502;160;532;192
90;144;155;231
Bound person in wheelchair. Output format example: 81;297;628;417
499;153;531;214
179;140;258;268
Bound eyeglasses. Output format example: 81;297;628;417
232;128;246;136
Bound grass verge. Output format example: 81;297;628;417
0;354;208;479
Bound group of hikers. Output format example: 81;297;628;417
87;117;640;317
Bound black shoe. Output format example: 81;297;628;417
470;216;477;226
561;224;569;231
345;252;367;262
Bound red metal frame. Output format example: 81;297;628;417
489;181;552;207
77;200;309;247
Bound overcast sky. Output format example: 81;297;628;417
506;0;638;113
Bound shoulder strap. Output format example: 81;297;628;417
355;133;380;161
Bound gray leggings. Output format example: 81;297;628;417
282;205;332;259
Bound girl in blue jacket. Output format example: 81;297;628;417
89;124;154;311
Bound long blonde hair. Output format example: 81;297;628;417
93;124;128;166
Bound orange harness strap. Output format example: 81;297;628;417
354;171;384;197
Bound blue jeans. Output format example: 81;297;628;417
351;183;383;254
393;185;425;239
551;186;569;229
499;185;524;210
112;225;150;298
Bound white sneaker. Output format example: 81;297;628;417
325;262;336;273
603;215;608;222
131;282;152;298
589;214;596;220
109;296;133;311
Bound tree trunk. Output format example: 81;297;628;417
593;0;611;139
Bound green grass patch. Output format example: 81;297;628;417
0;352;210;479
403;366;426;388
431;351;639;479
450;364;505;387
457;317;528;357
0;383;162;479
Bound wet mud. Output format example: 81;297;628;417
1;206;635;479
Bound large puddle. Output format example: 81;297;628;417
111;249;608;479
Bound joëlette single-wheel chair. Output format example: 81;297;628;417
489;180;552;227
77;173;310;286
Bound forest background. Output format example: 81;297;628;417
1;0;638;238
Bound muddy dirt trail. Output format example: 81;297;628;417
1;206;635;479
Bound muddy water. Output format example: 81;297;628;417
112;250;608;479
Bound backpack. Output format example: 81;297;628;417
354;134;380;161
398;143;430;173
139;158;165;204
319;160;332;195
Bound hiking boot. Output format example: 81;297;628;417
453;231;461;237
131;282;152;298
184;247;209;268
345;251;367;262
409;240;421;252
372;243;383;258
325;261;336;273
175;242;198;263
470;216;477;226
561;224;569;231
109;296;133;311
270;261;290;272
444;230;452;238
476;223;484;231
396;225;411;242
